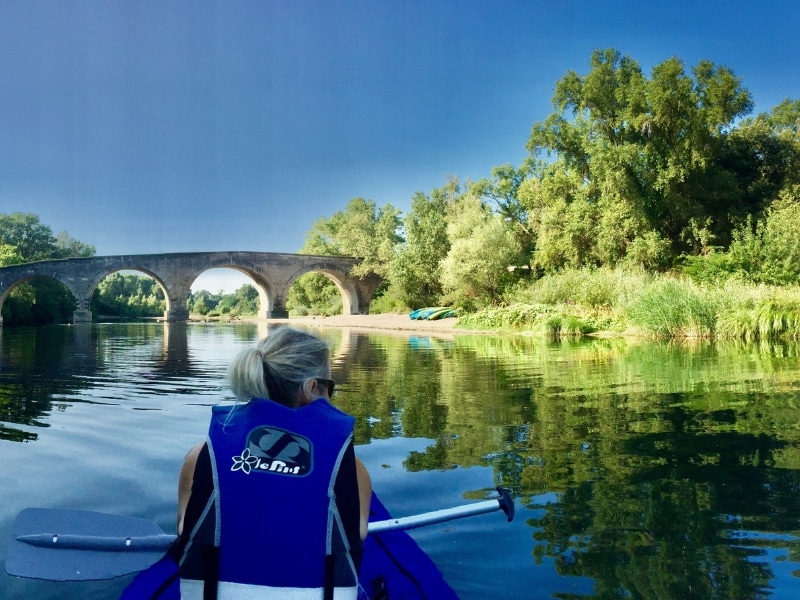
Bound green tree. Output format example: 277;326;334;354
90;273;166;318
286;272;343;316
192;294;209;315
0;243;23;267
0;213;59;261
523;48;754;267
440;192;522;307
0;213;96;326
389;183;455;308
475;162;538;257
302;197;402;278
53;231;96;258
234;284;259;315
289;198;402;315
189;290;220;315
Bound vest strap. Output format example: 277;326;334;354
202;545;220;600
324;554;335;600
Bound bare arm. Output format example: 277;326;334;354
355;456;372;540
177;441;205;536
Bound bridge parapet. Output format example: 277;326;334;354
0;251;382;325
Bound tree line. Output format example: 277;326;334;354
289;48;800;315
188;285;260;318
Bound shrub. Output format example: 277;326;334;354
370;284;410;314
509;267;649;308
457;303;556;330
544;315;596;338
727;186;800;285
679;249;739;284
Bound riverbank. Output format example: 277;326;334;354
265;312;480;336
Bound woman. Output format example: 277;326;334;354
172;326;372;599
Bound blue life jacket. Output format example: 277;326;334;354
177;398;362;599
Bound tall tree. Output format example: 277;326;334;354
0;213;96;326
440;191;522;307
302;197;402;278
389;181;456;308
288;198;402;315
0;213;59;261
523;48;754;267
53;231;96;258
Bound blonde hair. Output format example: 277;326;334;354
227;326;330;408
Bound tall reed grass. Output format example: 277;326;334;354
623;278;721;337
464;268;800;340
715;284;800;341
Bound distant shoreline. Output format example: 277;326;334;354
187;312;490;337
270;313;479;337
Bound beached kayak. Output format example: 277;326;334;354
409;307;452;320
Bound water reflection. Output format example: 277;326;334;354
2;327;800;598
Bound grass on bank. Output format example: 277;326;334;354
455;268;800;340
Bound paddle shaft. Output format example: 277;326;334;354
369;493;512;533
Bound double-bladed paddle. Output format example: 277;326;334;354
5;487;514;582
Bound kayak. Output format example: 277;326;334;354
427;307;461;321
409;307;451;320
119;492;459;599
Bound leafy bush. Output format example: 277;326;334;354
370;284;410;314
727;186;800;285
544;315;597;337
457;303;557;330
679;249;739;283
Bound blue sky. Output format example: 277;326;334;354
1;1;798;291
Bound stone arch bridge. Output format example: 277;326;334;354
0;251;382;326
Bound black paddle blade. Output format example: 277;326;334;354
6;508;172;581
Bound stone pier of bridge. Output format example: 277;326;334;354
0;251;382;326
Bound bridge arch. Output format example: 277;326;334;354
282;261;368;316
0;274;76;327
189;265;275;319
85;268;171;318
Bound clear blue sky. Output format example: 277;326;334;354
1;1;798;291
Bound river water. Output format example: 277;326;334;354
2;322;800;599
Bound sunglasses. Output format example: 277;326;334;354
316;378;336;397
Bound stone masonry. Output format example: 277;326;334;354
0;251;382;326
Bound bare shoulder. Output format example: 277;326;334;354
183;441;205;465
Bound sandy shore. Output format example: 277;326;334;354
265;312;480;337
